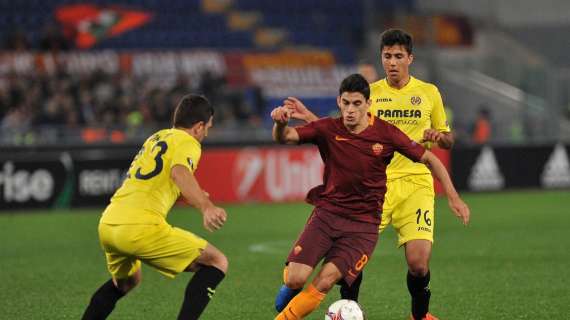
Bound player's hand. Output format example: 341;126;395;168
203;190;210;198
270;106;291;125
283;97;318;123
202;205;227;232
420;129;443;144
448;196;470;225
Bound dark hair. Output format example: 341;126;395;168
172;94;214;128
339;74;370;100
380;28;413;55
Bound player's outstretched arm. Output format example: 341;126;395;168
283;97;319;123
271;106;300;144
171;165;227;232
420;150;470;225
421;129;454;149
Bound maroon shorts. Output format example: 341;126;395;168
286;207;379;286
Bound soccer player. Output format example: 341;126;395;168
282;29;459;320
271;74;469;320
82;94;228;320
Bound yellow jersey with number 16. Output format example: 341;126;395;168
369;77;450;180
100;128;202;225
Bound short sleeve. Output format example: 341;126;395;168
430;86;451;133
171;138;202;173
295;120;321;144
388;124;426;162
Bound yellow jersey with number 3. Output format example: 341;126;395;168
100;128;201;224
369;77;450;180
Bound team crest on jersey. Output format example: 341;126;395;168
372;143;383;155
411;96;422;105
293;245;303;255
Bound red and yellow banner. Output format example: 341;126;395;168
193;146;449;203
195;146;323;202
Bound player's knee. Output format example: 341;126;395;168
115;273;141;293
314;278;335;293
212;252;229;274
285;273;308;290
314;273;340;293
201;249;228;274
197;244;228;274
407;260;429;277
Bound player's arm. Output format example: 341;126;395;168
283;97;319;123
389;122;469;225
171;165;226;232
422;130;454;149
420;151;470;225
271;106;300;144
422;85;454;149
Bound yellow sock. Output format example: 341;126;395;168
274;284;326;320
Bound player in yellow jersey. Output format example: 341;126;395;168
82;94;228;320
282;29;468;320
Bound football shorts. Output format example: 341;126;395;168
98;218;207;279
380;174;435;247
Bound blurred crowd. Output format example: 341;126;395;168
3;24;70;52
0;68;265;145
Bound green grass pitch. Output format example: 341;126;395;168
1;190;568;319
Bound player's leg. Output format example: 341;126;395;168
339;180;399;301
275;261;314;311
283;262;314;289
275;210;333;312
82;223;143;320
338;272;363;301
405;240;433;320
312;262;343;292
275;262;338;320
275;264;302;311
277;224;378;320
177;243;228;320
82;270;142;320
392;178;436;320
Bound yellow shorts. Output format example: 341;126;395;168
98;222;208;279
380;175;435;247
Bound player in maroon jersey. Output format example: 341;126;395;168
272;74;470;320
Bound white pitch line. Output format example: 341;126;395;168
248;240;292;255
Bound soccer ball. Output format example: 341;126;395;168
325;299;365;320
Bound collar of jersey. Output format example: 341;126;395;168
172;127;201;146
382;76;416;92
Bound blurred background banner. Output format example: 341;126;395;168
195;146;323;202
3;143;568;209
1;0;570;209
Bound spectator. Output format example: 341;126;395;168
472;106;491;144
3;29;30;51
0;68;261;144
39;23;70;52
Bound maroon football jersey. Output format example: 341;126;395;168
295;116;425;225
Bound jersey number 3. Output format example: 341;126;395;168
135;141;168;180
